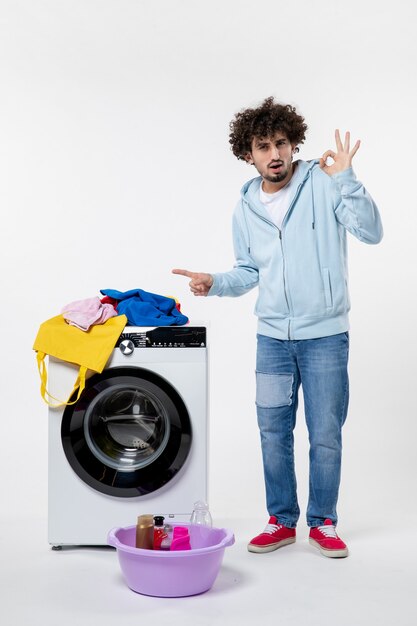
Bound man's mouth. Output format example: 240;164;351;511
269;162;283;171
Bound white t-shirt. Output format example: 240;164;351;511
259;173;298;230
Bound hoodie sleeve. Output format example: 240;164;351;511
331;167;383;244
208;207;259;297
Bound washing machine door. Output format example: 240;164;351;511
61;367;192;497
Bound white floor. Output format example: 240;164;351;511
1;515;416;626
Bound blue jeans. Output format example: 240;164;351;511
256;332;349;528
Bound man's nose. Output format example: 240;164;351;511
271;145;280;160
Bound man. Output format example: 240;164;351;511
173;97;383;558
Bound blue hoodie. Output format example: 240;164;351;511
209;160;383;340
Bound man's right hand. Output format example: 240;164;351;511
172;269;214;297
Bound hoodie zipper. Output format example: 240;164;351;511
279;228;291;339
278;177;309;340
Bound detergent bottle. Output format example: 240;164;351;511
135;514;154;549
153;516;171;550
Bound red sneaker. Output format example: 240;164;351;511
309;519;349;558
247;516;296;553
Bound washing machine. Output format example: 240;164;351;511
48;324;208;547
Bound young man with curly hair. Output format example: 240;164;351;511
173;97;383;558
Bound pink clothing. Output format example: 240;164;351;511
62;296;118;331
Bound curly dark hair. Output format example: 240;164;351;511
229;97;308;160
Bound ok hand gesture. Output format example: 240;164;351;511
320;130;360;176
172;268;214;296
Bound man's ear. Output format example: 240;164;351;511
244;153;254;165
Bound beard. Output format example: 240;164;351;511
263;170;290;183
262;164;292;183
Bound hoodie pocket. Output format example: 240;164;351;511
322;268;333;308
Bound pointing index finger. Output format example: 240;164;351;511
172;268;194;278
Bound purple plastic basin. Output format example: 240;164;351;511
108;523;235;597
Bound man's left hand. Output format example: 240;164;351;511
320;130;360;176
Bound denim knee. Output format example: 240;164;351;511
256;372;294;408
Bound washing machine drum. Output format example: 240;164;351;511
61;367;192;497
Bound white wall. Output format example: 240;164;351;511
1;0;416;524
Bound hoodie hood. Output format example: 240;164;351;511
241;159;318;198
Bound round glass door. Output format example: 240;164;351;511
61;367;192;497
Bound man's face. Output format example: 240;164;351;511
245;131;295;191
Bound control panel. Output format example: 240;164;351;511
116;326;206;348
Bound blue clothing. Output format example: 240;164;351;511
256;332;349;527
209;162;383;340
100;288;188;326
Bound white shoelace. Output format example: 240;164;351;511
263;523;282;535
317;524;338;538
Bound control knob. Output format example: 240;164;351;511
119;339;135;355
